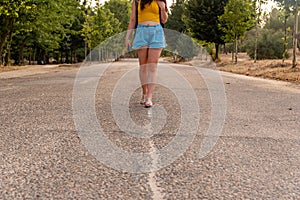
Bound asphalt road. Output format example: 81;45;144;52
1;59;300;199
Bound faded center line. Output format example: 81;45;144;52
145;117;164;200
149;140;164;200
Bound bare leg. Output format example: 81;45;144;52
146;48;162;100
137;47;149;96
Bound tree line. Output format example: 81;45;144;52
0;0;299;67
167;0;299;67
0;0;130;66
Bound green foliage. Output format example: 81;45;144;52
252;0;268;22
5;0;296;65
0;0;31;17
1;0;83;65
1;0;132;65
82;5;121;49
274;0;297;11
264;8;295;31
103;0;131;32
0;0;32;64
245;29;288;59
165;0;186;32
183;0;228;59
164;29;200;61
218;0;255;42
184;0;228;44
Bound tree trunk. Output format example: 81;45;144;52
60;50;63;63
66;49;69;63
89;46;92;62
44;50;49;64
70;50;73;64
19;39;26;65
54;51;59;64
224;44;227;54
283;13;288;63
215;43;219;61
4;21;14;66
33;48;36;64
232;42;234;63
85;42;87;60
292;1;298;68
254;0;261;63
0;17;11;65
254;21;258;63
29;51;31;65
234;35;238;64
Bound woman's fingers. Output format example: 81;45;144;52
157;1;166;10
125;40;131;52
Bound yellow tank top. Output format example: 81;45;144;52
138;0;160;23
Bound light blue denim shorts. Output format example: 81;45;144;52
132;24;166;49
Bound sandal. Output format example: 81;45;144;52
144;98;153;108
140;94;147;105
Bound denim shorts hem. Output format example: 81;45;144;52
132;24;166;50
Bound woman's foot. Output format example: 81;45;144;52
144;98;153;108
140;94;147;105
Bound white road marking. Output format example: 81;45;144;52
148;140;164;200
146;110;164;200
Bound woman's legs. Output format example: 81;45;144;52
137;47;162;105
145;48;162;100
137;48;149;96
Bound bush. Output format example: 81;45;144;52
245;29;289;60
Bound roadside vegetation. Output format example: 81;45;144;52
0;0;299;82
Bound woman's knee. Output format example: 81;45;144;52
147;63;157;73
140;64;148;73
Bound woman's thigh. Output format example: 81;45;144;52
147;48;162;64
137;48;149;66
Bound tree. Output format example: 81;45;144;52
264;8;295;31
166;0;186;32
219;0;255;63
275;0;299;68
104;0;131;32
1;0;83;65
245;28;287;59
0;0;133;66
292;0;298;68
164;0;188;61
29;0;81;64
82;5;121;50
253;0;268;63
184;0;228;60
264;8;295;61
0;0;31;65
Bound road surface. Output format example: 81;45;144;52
1;59;299;199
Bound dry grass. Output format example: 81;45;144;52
0;65;29;73
216;53;300;84
0;63;80;73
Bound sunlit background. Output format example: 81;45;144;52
94;0;277;13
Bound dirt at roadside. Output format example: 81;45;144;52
216;53;300;84
0;65;29;73
0;64;80;79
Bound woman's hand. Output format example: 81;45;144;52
157;0;167;12
157;1;166;10
125;0;136;52
125;39;131;53
157;0;168;24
